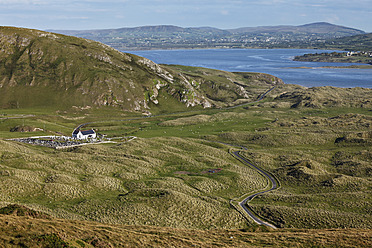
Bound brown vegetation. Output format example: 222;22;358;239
0;206;370;247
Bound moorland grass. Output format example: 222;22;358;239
0;135;270;229
0;83;371;231
1;213;371;247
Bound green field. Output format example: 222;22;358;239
1;83;371;231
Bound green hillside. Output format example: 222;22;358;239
319;33;372;51
0;84;371;232
292;33;372;66
0;26;281;112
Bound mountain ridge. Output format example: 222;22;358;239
50;22;364;36
48;22;365;50
228;22;365;34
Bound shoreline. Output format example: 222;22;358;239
289;64;372;69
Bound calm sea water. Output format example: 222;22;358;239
128;49;372;88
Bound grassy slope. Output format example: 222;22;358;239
0;26;281;113
0;212;370;248
0;84;371;232
319;33;372;51
224;111;371;228
0;26;158;110
0;135;265;229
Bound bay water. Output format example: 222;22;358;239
129;49;372;88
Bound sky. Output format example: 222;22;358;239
0;0;371;32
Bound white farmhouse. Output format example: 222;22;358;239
72;129;96;139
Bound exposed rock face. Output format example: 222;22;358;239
137;58;174;83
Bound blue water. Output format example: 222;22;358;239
128;49;372;88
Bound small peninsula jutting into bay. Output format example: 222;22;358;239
293;50;372;69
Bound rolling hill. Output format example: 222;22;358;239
228;22;364;35
50;22;365;50
0;26;281;112
317;32;372;51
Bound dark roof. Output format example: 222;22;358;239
72;129;80;134
81;129;95;135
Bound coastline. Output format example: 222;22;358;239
289;64;372;69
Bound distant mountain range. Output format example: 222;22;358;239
50;22;366;50
228;22;364;35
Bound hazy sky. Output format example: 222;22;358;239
1;0;371;32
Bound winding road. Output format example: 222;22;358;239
73;85;280;228
212;141;279;228
231;150;278;229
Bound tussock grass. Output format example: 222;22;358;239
159;112;249;127
202;107;372;229
275;85;372;109
42;183;87;200
251;203;372;229
1;213;371;248
0;135;269;229
0;87;371;231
